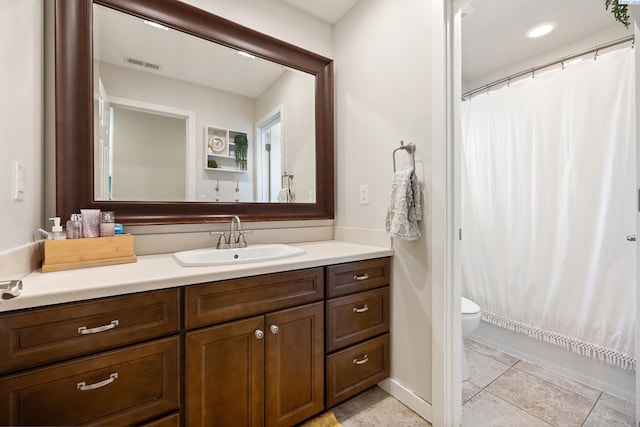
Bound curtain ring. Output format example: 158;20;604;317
561;60;565;70
507;78;511;87
594;49;599;60
532;68;535;79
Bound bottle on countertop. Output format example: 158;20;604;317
100;211;115;237
81;209;101;238
66;213;82;239
48;217;67;240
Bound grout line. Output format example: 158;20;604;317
483;389;555;426
580;391;603;427
462;380;483;405
466;342;614;427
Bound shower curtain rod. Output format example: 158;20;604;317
462;35;634;101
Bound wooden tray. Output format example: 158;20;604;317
42;234;137;273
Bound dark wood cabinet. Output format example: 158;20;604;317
0;337;180;426
0;288;180;374
186;316;265;427
326;334;390;408
325;257;390;298
184;268;324;329
0;289;181;426
325;286;390;352
186;302;324;427
265;303;324;427
0;257;390;426
324;257;391;407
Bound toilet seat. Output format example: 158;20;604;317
462;296;480;315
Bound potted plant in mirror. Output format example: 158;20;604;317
234;134;248;171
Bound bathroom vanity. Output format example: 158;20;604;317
0;241;392;426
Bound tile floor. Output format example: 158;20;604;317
333;386;430;427
462;338;635;426
329;338;636;427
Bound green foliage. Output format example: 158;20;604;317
605;0;630;29
207;159;218;168
234;134;248;171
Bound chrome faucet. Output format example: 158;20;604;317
210;216;248;249
0;280;22;300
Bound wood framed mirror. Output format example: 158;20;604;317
54;0;334;225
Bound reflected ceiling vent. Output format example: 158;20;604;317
123;57;162;72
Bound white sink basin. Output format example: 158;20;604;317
173;244;305;267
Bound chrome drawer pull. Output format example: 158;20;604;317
78;320;119;335
353;355;369;365
255;329;264;339
353;304;369;313
77;373;118;391
353;274;369;281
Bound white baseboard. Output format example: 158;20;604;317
378;378;433;423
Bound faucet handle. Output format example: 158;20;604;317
236;230;252;248
210;231;228;245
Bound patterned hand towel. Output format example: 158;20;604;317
385;169;422;240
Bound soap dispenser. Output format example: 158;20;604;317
48;217;67;240
66;214;82;239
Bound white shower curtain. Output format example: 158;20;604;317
461;47;636;370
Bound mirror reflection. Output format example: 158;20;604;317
93;4;316;203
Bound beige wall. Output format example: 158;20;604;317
334;0;434;404
2;0;446;415
0;0;43;272
111;107;186;201
255;70;316;202
98;61;256;202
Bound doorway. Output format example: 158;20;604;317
256;108;284;202
453;0;638;424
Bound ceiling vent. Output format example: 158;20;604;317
123;57;162;72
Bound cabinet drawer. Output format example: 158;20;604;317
326;287;389;352
325;334;390;408
326;258;390;298
185;267;324;329
0;336;180;426
0;288;180;374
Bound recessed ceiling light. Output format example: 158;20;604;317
526;21;556;39
143;20;169;31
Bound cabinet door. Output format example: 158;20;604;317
265;302;324;427
186;316;265;427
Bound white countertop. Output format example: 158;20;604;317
1;240;393;313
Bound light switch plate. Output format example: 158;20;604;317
359;184;369;205
13;161;25;201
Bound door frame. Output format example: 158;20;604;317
255;104;285;202
449;5;640;424
107;96;197;201
633;11;640;423
432;0;462;426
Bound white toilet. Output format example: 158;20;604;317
461;296;481;381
